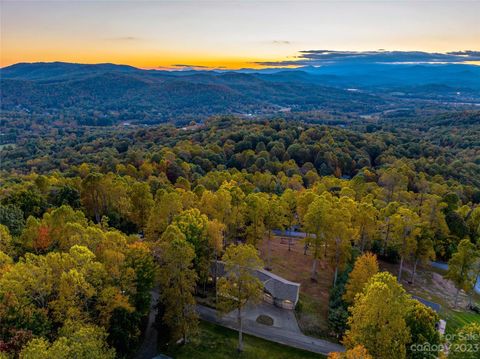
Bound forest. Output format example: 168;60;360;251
0;113;480;358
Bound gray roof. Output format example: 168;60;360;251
412;296;441;313
211;261;300;304
256;268;300;304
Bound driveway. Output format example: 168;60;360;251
197;304;344;356
135;288;160;359
223;301;301;333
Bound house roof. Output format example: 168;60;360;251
256;268;300;304
212;261;300;304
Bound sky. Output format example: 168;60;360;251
1;0;480;69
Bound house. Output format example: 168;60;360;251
211;261;300;310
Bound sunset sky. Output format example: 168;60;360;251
1;0;479;69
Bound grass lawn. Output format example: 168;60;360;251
161;321;325;359
444;309;480;334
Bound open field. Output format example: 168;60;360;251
161;321;325;359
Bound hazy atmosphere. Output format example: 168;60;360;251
2;0;480;69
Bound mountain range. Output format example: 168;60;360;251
1;61;479;125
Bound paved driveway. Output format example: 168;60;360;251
223;301;301;333
197;304;344;356
135;289;160;359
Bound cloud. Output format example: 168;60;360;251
254;50;480;67
172;64;209;69
272;40;291;45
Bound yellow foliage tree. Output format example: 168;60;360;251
343;252;379;303
344;272;411;359
328;345;373;359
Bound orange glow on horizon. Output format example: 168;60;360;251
3;49;479;70
2;1;479;70
0;48;299;70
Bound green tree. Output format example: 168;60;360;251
405;300;440;359
174;208;211;284
264;195;288;270
353;201;379;252
127;182;154;233
391;207;421;282
81;173;106;223
448;323;480;359
304;194;330;281
217;244;263;352
379;166;408;203
410;227;435;284
379;201;400;255
327;196;355;285
344;272;411;359
145;190;182;241
157;236;198;343
0;224;13;256
244;192;268;248
124;242;156;316
280;189;298;251
219;181;246;245
445;238;479;307
0;204;25;237
19;322;115;359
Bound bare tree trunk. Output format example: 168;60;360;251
360;227;366;253
266;230;272;270
388;187;394;203
382;218;391;255
288;238;292;252
183;321;187;344
333;238;340;286
214;240;219;306
418;193;424;217
398;256;404;282
411;258;419;284
237;306;243;352
311;258;318;281
454;288;460;308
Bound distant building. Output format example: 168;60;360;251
211;261;300;310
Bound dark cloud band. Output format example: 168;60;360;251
254;50;480;67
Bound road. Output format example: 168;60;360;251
135;288;160;359
196;305;344;356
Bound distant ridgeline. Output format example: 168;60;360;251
1;61;479;126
